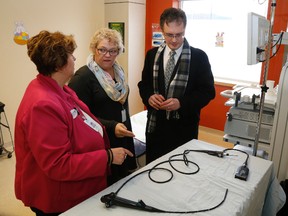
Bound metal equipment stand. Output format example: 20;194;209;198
253;0;276;156
0;101;14;158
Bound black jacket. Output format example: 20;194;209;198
69;66;137;183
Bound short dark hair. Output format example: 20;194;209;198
27;30;77;76
160;8;187;30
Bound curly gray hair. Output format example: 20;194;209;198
89;28;124;55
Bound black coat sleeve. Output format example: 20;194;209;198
137;48;158;108
178;47;215;119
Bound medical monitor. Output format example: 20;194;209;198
247;12;270;65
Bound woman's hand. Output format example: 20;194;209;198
110;148;133;165
115;123;135;138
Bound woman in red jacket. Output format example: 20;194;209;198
14;30;133;216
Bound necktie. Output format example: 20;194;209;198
165;50;176;90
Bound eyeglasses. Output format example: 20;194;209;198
70;54;76;61
163;32;185;40
97;48;119;56
68;53;76;61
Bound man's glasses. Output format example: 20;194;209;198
97;48;119;56
163;32;185;40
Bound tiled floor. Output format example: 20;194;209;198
0;126;232;216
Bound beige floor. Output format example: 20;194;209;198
0;126;233;216
0;148;34;216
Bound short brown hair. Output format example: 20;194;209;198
27;30;77;76
160;8;187;30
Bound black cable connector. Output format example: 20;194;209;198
101;192;163;212
257;47;265;54
235;165;249;181
184;149;224;158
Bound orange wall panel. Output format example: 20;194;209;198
145;0;177;52
200;85;232;131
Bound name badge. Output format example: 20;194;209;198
121;109;126;122
81;109;103;137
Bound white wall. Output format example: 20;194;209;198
104;0;145;115
127;1;146;115
0;0;105;142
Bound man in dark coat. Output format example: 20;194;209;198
138;8;215;163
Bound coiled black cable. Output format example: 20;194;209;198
100;147;252;213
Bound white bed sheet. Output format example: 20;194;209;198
61;139;286;216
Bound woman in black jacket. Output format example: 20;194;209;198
69;28;137;185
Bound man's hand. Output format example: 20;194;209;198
160;98;180;111
148;94;165;110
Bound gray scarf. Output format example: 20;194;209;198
86;54;128;104
147;39;191;133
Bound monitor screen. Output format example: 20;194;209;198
247;12;270;65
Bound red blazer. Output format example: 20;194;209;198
15;74;110;213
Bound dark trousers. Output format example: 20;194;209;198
107;163;129;186
30;207;62;216
145;117;198;164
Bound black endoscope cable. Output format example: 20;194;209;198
101;148;249;213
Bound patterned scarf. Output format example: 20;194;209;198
87;54;128;104
147;38;191;133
